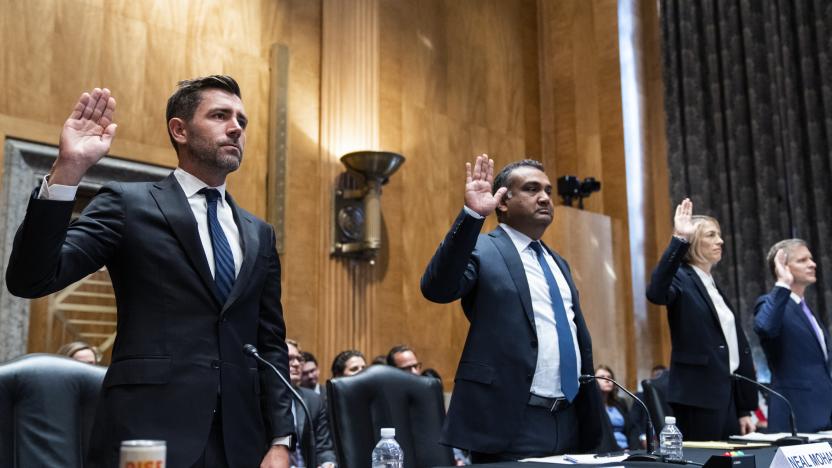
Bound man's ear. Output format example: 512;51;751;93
496;190;511;215
169;118;187;145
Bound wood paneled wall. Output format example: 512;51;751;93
2;0;671;391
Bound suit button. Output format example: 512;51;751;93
526;373;533;380
211;360;221;369
531;340;538;348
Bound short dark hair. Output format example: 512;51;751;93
492;160;545;221
386;344;414;366
56;341;101;363
766;239;808;279
301;351;317;366
165;75;241;152
331;349;366;377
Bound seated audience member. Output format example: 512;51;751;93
331;350;367;378
595;365;640;450
287;340;336;468
422;368;442;381
386;344;422;375
57;341;101;365
754;239;832;432
301;351;322;394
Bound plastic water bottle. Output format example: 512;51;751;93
371;427;403;468
659;416;683;460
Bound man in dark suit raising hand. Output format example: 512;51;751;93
421;155;609;463
6;76;293;468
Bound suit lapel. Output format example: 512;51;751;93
683;265;723;330
490;227;535;330
793;299;829;362
221;193;259;314
150;174;222;306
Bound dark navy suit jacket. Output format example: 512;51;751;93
6;175;294;467
420;210;607;454
646;238;757;413
754;286;832;432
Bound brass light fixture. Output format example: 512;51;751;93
332;151;405;259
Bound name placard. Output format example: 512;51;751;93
771;442;832;468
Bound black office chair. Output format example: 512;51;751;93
641;370;672;434
327;365;454;468
0;353;106;467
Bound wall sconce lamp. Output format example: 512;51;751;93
332;151;405;259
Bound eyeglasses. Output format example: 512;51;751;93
289;355;305;364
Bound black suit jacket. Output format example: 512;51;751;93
5;175;294;468
646;238;756;412
421;210;608;454
297;387;337;467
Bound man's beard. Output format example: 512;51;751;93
187;133;242;172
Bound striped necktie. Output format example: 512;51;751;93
199;188;236;304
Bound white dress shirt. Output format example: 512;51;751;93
499;223;582;398
691;265;740;373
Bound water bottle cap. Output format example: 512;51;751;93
664;416;676;425
380;427;396;438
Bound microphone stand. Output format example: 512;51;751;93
244;344;318;468
732;373;808;446
580;374;664;462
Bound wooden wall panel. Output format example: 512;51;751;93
538;0;637;386
0;0;275;214
2;0;671;395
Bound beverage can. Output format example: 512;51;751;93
119;440;166;468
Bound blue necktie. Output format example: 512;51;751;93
199;188;236;304
529;241;579;401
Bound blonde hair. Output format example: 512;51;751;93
683;215;721;266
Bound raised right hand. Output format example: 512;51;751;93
464;154;507;217
51;88;117;186
774;249;794;286
672;198;696;241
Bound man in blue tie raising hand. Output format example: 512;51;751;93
421;155;611;463
6;76;293;468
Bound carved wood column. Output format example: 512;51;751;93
319;0;381;369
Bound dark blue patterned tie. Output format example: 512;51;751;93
199;188;235;304
529;241;579;401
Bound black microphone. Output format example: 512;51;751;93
580;374;662;462
244;344;318;467
732;373;808;446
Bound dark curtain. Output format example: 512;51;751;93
660;0;832;377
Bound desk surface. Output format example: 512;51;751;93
435;446;779;468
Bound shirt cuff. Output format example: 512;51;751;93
271;435;292;447
38;175;78;201
774;282;792;291
463;205;484;219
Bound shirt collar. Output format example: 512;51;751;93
690;264;715;287
499;223;538;254
790;292;803;304
173;167;227;205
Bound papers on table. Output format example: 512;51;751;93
520;453;629;464
731;433;832;443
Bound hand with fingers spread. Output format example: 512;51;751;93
774;249;794;286
464;154;508;217
672;198;696;241
51;88;118;186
